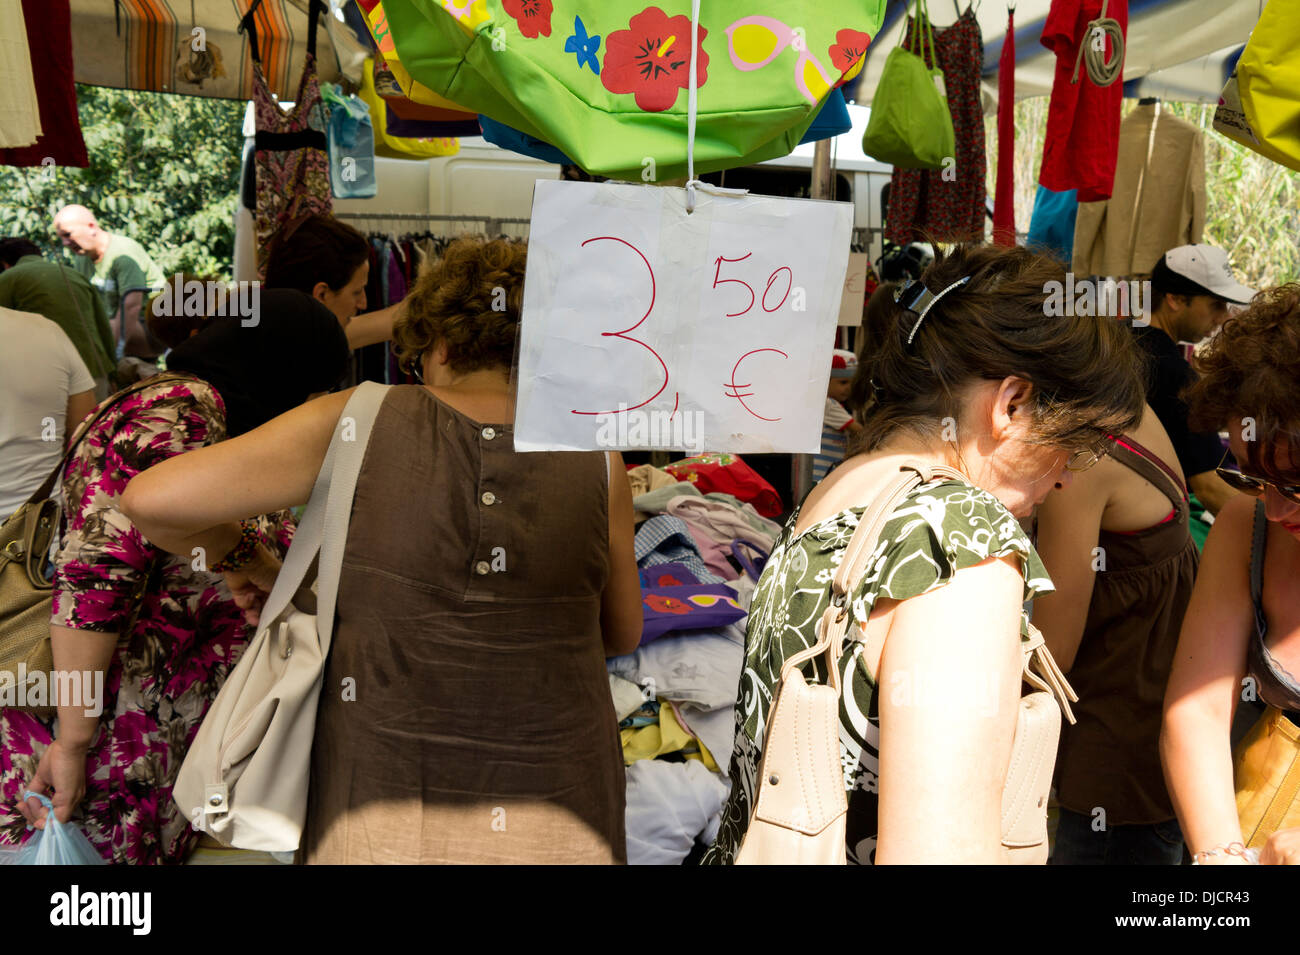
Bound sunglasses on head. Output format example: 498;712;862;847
1215;451;1300;505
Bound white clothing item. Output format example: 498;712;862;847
625;759;730;866
670;701;736;775
723;573;757;612
0;0;40;149
0;307;95;516
607;623;744;712
609;673;647;722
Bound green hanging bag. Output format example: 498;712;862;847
861;0;954;170
373;1;887;181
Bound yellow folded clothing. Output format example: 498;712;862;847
620;700;720;773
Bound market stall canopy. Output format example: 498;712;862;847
847;0;1265;107
69;0;370;100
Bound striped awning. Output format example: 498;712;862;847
848;0;1265;106
70;0;370;100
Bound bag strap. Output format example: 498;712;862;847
252;382;389;649
779;459;960;691
779;458;1079;723
23;373;191;507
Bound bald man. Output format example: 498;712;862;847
53;205;166;360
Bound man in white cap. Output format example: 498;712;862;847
812;348;861;484
1133;243;1257;516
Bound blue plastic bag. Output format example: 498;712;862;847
321;83;378;199
14;793;107;865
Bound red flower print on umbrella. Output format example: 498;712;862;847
602;6;709;112
644;593;691;614
502;0;553;39
828;28;872;87
654;573;683;586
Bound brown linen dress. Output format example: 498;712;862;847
302;385;626;864
1052;436;1198;825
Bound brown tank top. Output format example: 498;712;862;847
302;385;626;863
1052;436;1199;824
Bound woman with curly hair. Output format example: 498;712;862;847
121;237;643;864
1161;284;1300;866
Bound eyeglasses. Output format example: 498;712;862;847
1215;452;1300;505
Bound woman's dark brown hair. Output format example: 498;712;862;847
1186;283;1300;476
392;236;527;375
264;214;369;294
848;243;1145;456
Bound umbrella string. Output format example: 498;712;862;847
685;0;701;213
1071;0;1124;87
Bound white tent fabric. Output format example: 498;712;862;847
848;0;1267;106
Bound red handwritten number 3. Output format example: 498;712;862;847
570;236;670;416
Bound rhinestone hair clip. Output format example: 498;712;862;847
896;275;973;347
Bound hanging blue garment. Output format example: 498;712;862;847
1027;184;1079;263
321;83;377;199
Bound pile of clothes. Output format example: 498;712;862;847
607;455;784;865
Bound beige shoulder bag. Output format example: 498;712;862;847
736;459;1077;865
172;381;389;852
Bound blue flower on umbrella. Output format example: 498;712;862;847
565;15;601;75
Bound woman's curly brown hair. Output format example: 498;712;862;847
1186;283;1300;475
393;237;527;375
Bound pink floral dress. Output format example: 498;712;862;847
0;374;293;864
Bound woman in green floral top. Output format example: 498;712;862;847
704;244;1147;865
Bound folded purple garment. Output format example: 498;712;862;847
638;562;701;589
640;584;745;646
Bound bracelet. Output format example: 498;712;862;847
1192;842;1259;865
210;519;262;573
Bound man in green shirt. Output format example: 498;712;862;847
0;237;117;399
53;204;166;361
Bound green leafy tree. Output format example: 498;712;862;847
0;84;244;279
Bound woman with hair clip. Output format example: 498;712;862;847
703;243;1147;865
3;290;350;864
1162;284;1300;866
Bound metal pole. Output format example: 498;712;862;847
792;139;836;506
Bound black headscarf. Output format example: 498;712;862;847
167;288;350;437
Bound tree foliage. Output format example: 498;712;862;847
0;84;244;279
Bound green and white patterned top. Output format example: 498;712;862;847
701;477;1054;866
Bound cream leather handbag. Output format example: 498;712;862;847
736;460;1077;865
172;382;389;852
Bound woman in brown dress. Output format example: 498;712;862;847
123;238;644;863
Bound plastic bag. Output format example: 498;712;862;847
12;792;107;865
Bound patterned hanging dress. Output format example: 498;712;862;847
884;8;986;245
248;1;332;278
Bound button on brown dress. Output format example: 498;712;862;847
302;385;626;863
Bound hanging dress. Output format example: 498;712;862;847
884;8;986;245
247;0;333;279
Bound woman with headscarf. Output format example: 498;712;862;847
1;290;349;865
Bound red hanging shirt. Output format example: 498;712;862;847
1038;0;1127;203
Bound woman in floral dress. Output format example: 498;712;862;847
703;245;1147;865
0;290;349;864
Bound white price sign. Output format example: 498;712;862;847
514;180;853;453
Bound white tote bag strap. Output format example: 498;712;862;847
314;381;388;647
253;382;389;637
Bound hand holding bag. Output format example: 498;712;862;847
172;382;388;852
861;0;955;170
736;460;1077;865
